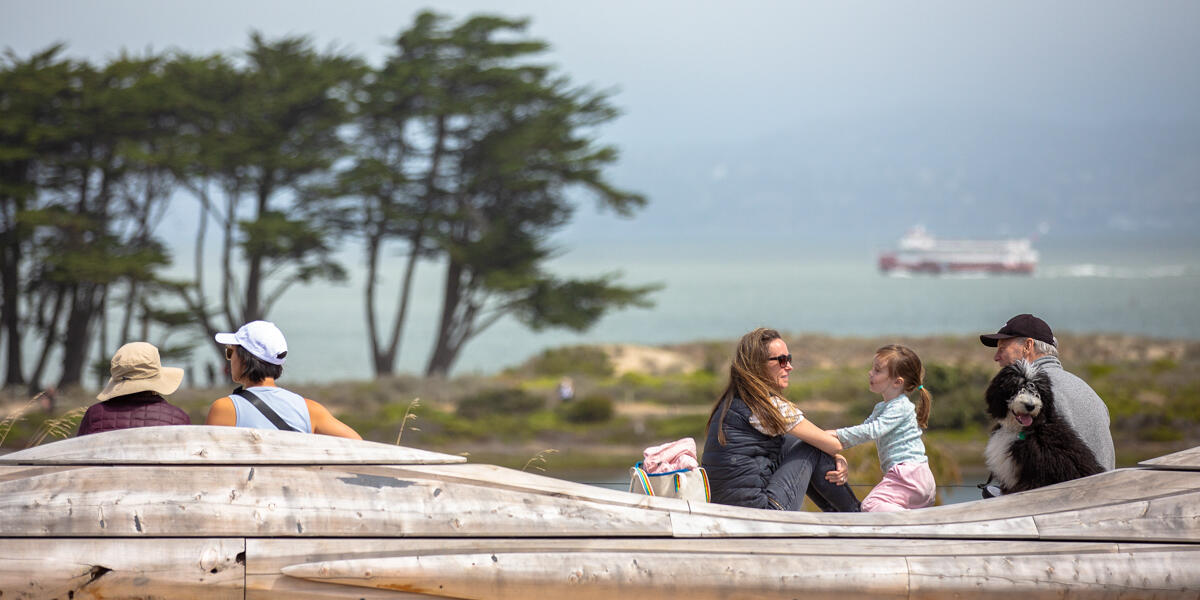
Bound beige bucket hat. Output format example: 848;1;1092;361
96;342;184;401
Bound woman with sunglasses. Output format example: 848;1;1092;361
702;327;859;511
205;320;361;440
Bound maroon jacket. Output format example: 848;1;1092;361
76;390;191;436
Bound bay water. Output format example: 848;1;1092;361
266;237;1200;383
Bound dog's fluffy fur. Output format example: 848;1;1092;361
984;360;1103;494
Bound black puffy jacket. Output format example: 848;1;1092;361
701;396;783;509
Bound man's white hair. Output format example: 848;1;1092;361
1031;337;1059;357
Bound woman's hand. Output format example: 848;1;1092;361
825;454;849;486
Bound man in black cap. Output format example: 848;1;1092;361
980;314;1115;471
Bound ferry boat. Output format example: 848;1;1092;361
878;226;1038;275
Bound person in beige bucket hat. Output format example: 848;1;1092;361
77;342;191;436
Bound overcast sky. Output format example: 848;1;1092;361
6;1;1199;144
5;1;1200;247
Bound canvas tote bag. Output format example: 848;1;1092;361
629;462;711;502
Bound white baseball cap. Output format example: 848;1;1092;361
215;320;288;365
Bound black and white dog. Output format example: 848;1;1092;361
984;360;1103;494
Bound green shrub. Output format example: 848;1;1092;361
1165;387;1200;422
649;414;708;441
1143;425;1183;442
1149;357;1178;375
1085;363;1117;380
619;371;662;388
527;346;613;377
921;362;994;430
562;394;614;424
457;388;544;420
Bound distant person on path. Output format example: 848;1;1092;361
702;328;860;511
558;376;575;403
980;314;1115;471
77;342;191;436
205;320;361;439
826;344;936;511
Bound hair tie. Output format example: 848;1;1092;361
916;385;924;391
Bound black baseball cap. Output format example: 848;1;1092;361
979;314;1056;348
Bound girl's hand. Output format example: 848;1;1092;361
825;454;849;486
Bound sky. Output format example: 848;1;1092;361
7;2;1198;133
5;1;1200;379
5;1;1199;249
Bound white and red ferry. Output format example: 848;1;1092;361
878;226;1038;275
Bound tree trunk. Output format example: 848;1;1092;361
26;288;64;396
364;229;390;375
0;158;28;387
244;187;270;322
425;259;464;377
1;207;24;388
57;283;101;389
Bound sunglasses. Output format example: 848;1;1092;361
224;346;235;360
767;354;793;367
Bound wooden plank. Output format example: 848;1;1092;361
248;539;478;599
248;537;1195;597
672;510;1042;538
1140;445;1200;470
683;467;1200;528
280;551;913;600
0;538;243;599
247;536;1128;560
398;462;678;507
0;425;466;465
907;546;1200;598
1033;489;1200;542
0;464;675;537
3;462;1199;541
278;543;1200;600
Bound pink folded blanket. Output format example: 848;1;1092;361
642;437;699;473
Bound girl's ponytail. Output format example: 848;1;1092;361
914;382;932;429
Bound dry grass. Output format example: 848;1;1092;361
0;395;39;448
394;398;421;444
26;406;87;447
522;448;559;472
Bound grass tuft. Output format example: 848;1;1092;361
522;448;559;472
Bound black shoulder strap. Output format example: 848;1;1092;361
232;386;300;433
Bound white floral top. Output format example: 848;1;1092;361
748;395;805;436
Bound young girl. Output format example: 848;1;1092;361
828;344;935;512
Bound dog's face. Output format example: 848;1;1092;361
985;360;1053;430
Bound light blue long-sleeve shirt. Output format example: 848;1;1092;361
836;394;927;473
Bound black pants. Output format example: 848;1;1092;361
765;436;861;512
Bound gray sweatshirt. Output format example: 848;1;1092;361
1032;355;1116;471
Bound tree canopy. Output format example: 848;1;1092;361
0;10;654;390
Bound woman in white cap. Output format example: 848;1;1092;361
205;320;361;439
77;342;191;436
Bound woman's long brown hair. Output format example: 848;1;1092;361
875;344;932;428
708;327;791;445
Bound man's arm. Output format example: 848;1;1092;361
305;399;362;440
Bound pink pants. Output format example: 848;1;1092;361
861;461;936;512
